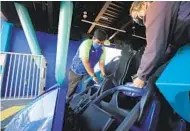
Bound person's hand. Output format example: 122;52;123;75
132;77;145;88
100;73;106;79
92;76;99;84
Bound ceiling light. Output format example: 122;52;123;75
83;11;87;15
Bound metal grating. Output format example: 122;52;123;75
0;52;47;100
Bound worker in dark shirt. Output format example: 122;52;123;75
130;1;190;88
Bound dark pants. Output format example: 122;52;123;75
67;69;86;98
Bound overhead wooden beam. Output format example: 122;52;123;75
102;15;116;21
109;20;133;40
97;21;110;26
110;2;124;9
104;13;118;18
99;19;112;25
82;19;126;33
106;9;120;16
87;1;112;34
108;6;123;13
132;34;146;40
100;17;113;23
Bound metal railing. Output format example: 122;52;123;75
0;52;47;100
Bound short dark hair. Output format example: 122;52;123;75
93;29;107;41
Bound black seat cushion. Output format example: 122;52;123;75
80;104;117;131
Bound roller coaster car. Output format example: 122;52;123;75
79;84;160;131
65;44;190;131
5;45;189;131
69;45;144;113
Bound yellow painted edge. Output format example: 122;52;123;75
0;106;25;121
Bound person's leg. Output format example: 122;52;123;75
67;69;83;98
81;75;90;89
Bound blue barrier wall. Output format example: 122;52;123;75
6;27;80;90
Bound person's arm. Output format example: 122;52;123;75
99;47;106;77
82;59;99;83
133;2;173;87
79;40;98;83
99;60;106;76
81;58;95;77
